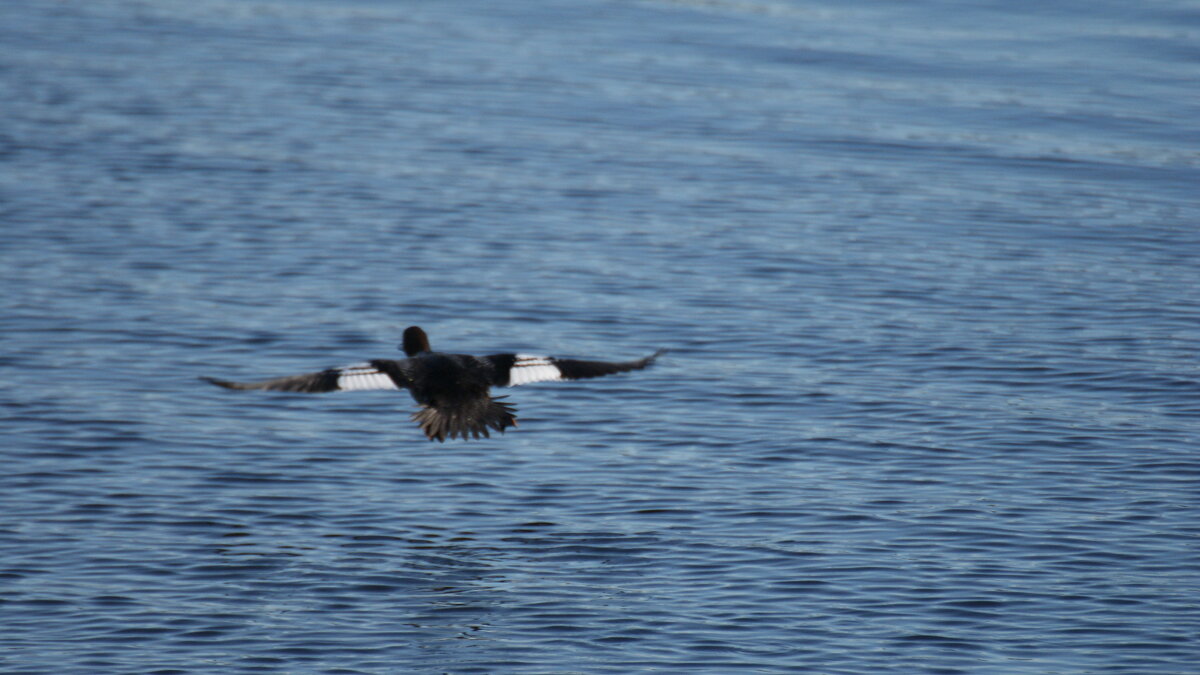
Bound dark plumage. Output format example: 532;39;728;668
203;326;665;441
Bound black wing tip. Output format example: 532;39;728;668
625;348;667;373
544;348;668;382
200;376;242;390
200;370;343;393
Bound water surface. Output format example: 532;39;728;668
2;0;1198;673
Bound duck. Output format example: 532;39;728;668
203;326;666;442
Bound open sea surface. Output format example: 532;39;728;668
2;0;1198;673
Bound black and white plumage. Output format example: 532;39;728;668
203;326;665;442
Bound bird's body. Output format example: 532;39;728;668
203;326;664;441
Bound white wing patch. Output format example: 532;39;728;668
336;363;400;391
507;354;564;386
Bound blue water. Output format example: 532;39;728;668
2;0;1199;672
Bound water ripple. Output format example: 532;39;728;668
3;0;1199;673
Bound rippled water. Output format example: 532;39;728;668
3;0;1199;673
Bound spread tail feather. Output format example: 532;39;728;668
412;396;518;442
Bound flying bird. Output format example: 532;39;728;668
203;326;665;442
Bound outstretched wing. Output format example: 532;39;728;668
201;360;407;393
485;350;666;387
